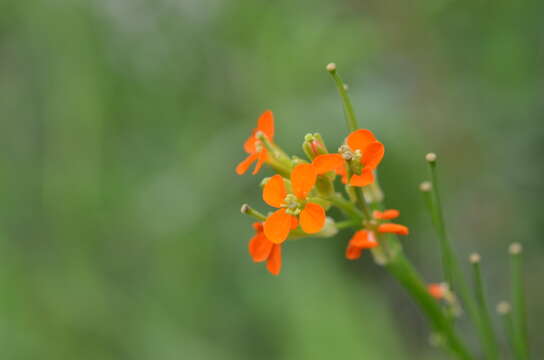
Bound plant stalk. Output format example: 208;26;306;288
509;243;529;359
426;158;485;351
327;63;358;133
470;255;499;360
386;250;473;360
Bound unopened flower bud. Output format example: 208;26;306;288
240;204;250;214
425;152;437;163
509;242;522;255
302;133;329;161
497;301;511;314
370;246;388;266
326;62;336;73
419;181;432;192
363;181;384;203
317;217;338;238
469;253;481;264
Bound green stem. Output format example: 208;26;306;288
327;64;373;221
327;64;358;132
427;160;454;287
240;204;266;221
328;193;363;221
386;251;473;360
256;132;293;177
354;186;372;220
470;255;499;360
498;302;526;360
334;219;361;230
426;158;485;350
510;244;529;359
327;63;472;359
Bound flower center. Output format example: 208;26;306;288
283;194;302;215
339;145;363;174
338;144;353;160
339;145;362;161
254;139;263;152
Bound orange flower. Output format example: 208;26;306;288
374;209;409;235
248;222;282;275
345;230;379;260
262;163;326;244
372;209;400;220
428;283;446;300
312;129;384;187
345;208;409;260
236;110;275;175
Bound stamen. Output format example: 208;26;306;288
339;144;353;160
283;194;300;209
352;149;362;161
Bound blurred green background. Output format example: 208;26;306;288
0;0;542;359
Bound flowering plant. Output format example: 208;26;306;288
236;63;529;360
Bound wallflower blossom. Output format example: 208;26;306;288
373;209;409;235
345;230;379;260
346;208;409;260
312;129;384;186
248;222;282;275
428;283;446;300
262;163;326;244
236;110;274;175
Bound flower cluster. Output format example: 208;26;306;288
234;65;532;359
237;110;409;275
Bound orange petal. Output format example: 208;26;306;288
346;129;377;151
312;154;345;175
345;244;363;260
252;150;268;175
290;216;299;230
236;153;258;175
248;233;273;262
428;283;445;300
243;131;257;153
257;110;274;139
362;141;384;169
291;163;316;199
378;223;409;235
334;162;348;184
252;222;264;232
349;168;374;187
266;244;282;275
350;230;379;248
263;175;286;208
264;209;295;244
373;209;400;220
299;203;325;234
350;230;369;246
